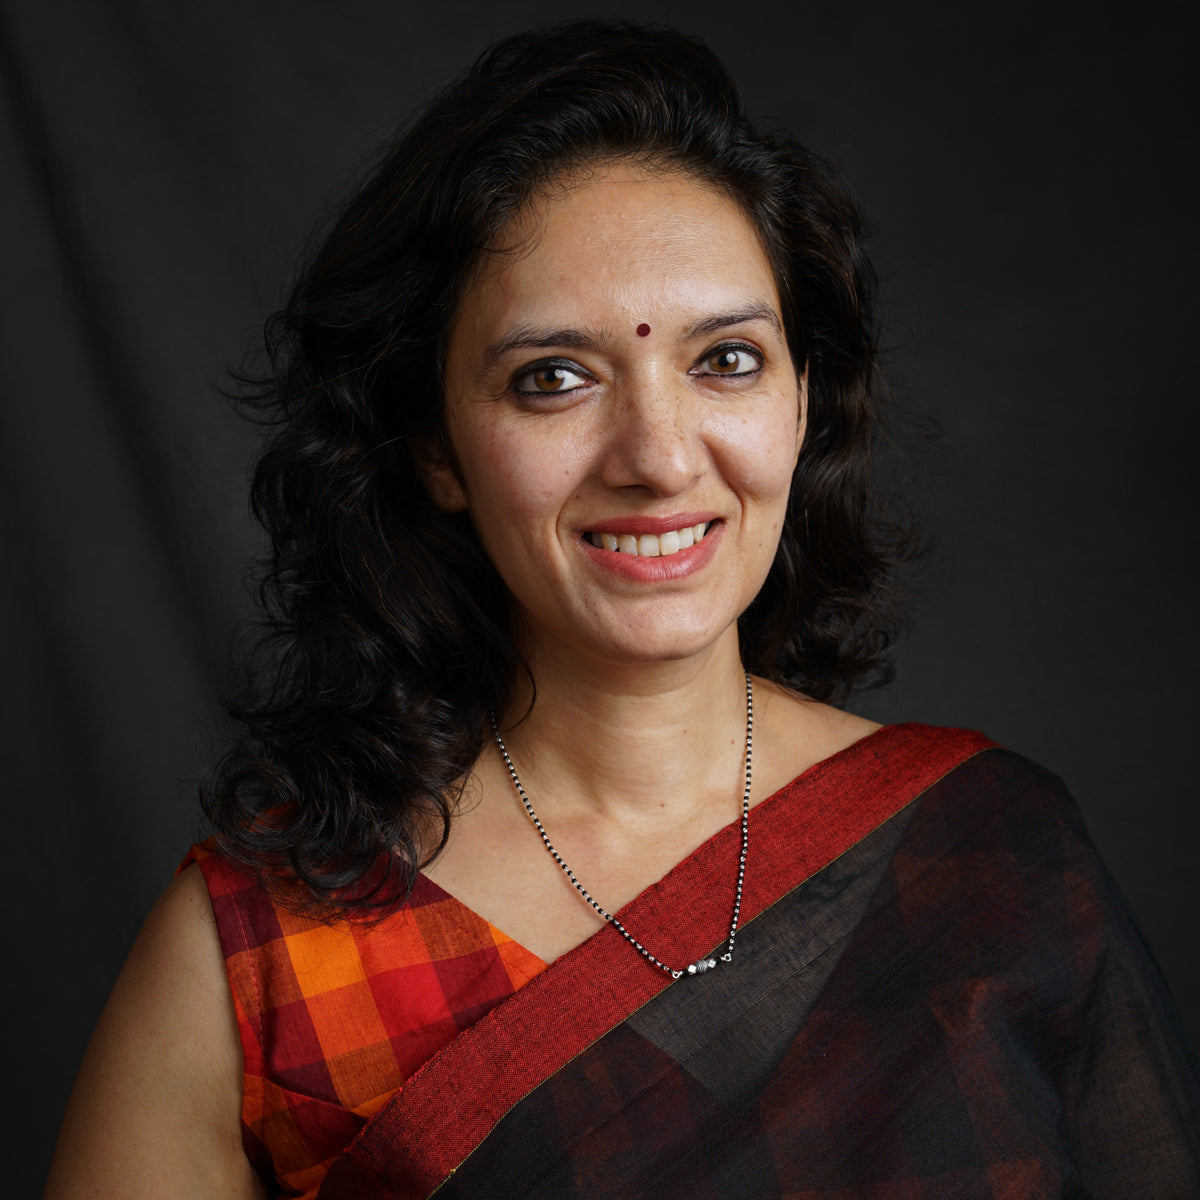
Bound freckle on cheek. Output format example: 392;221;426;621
636;323;651;337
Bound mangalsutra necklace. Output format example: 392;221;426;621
489;672;752;980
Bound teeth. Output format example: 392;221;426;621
589;522;710;557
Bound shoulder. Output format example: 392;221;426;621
786;715;1098;887
857;730;1088;859
45;863;266;1197
183;838;279;959
95;862;234;1040
100;859;238;1070
888;737;1124;966
907;738;1087;844
754;684;1019;802
751;683;884;798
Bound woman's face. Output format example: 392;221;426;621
431;163;805;672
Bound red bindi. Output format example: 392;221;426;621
636;323;651;337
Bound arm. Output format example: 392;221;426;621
44;864;268;1199
1061;865;1200;1198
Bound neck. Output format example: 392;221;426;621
494;632;750;822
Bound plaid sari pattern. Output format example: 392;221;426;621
185;842;547;1199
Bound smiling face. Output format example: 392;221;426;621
429;163;805;673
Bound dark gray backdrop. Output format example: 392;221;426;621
4;1;1196;1191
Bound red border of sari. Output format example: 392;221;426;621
319;723;995;1199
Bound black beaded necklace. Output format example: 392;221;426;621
489;672;753;979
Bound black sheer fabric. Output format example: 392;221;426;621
430;751;1200;1199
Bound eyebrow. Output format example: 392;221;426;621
478;302;783;375
480;324;610;374
685;303;783;339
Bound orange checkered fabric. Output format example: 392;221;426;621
184;840;547;1199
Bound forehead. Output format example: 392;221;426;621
447;164;781;355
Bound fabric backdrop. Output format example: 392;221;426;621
4;1;1196;1191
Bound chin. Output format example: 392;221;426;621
518;590;749;670
584;617;735;668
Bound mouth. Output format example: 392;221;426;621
584;521;713;558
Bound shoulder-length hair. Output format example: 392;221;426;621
204;19;915;912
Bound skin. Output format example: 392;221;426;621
43;865;268;1198
421;164;878;962
45;160;878;1193
429;166;804;672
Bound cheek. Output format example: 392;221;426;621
716;405;803;505
455;420;590;528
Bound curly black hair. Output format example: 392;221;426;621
203;19;916;913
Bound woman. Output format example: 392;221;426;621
46;20;1199;1199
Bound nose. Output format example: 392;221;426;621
598;375;705;497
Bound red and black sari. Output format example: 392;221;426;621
193;725;1200;1197
309;725;1200;1198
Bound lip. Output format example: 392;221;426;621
583;512;719;538
580;518;723;582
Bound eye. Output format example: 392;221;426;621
692;343;763;378
512;359;592;396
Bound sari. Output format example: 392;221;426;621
312;725;1200;1199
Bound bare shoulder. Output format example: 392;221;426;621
750;678;882;802
44;864;267;1199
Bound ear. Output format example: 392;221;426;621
411;435;468;513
